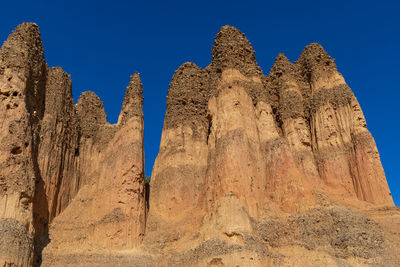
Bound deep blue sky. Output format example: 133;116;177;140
1;0;399;206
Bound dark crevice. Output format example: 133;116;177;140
25;67;50;267
206;114;212;144
11;146;22;155
1;91;10;97
145;181;150;213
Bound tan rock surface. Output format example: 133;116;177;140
41;74;146;265
0;24;146;266
146;26;397;266
0;23;47;267
0;23;398;266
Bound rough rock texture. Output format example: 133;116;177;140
146;25;397;266
0;23;47;267
0;24;146;266
42;73;146;265
0;23;398;266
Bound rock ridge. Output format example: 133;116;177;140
0;23;398;267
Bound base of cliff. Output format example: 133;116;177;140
41;202;400;267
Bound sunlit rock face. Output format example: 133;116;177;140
42;73;146;263
147;25;395;266
0;22;397;267
0;23;47;267
0;23;146;266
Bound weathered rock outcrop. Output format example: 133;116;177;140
0;23;47;267
146;25;396;266
0;22;398;267
42;74;146;262
0;23;146;266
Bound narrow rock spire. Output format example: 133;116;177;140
118;72;144;125
0;22;47;267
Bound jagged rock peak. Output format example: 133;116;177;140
1;22;41;50
164;62;209;130
126;72;143;99
269;53;295;77
76;91;107;137
175;61;202;72
296;42;336;73
119;72;144;124
275;53;291;64
45;66;73;114
0;22;46;75
170;62;205;85
210;25;261;76
49;66;71;77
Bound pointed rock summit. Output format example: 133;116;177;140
269;53;296;78
76;91;108;138
210;25;261;76
164;62;209;130
0;23;45;73
118;72;144;124
296;42;337;79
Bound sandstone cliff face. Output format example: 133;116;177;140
0;22;398;267
0;24;146;266
146;25;396;266
43;74;146;260
0;23;47;267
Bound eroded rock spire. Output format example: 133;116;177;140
0;23;148;266
148;29;394;265
0;22;47;267
0;22;396;266
118;72;144;125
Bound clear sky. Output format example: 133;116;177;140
1;0;399;206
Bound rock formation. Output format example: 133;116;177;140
146;25;396;266
0;23;398;266
0;23;47;266
0;23;146;266
42;72;146;264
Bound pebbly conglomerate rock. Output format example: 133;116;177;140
0;23;397;266
147;25;396;266
42;73;146;262
0;23;47;266
0;23;146;266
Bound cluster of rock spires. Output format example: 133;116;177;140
0;23;145;266
0;23;398;266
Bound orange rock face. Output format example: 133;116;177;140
0;23;397;266
146;26;396;265
42;74;146;259
0;23;47;267
149;26;394;238
0;24;146;266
